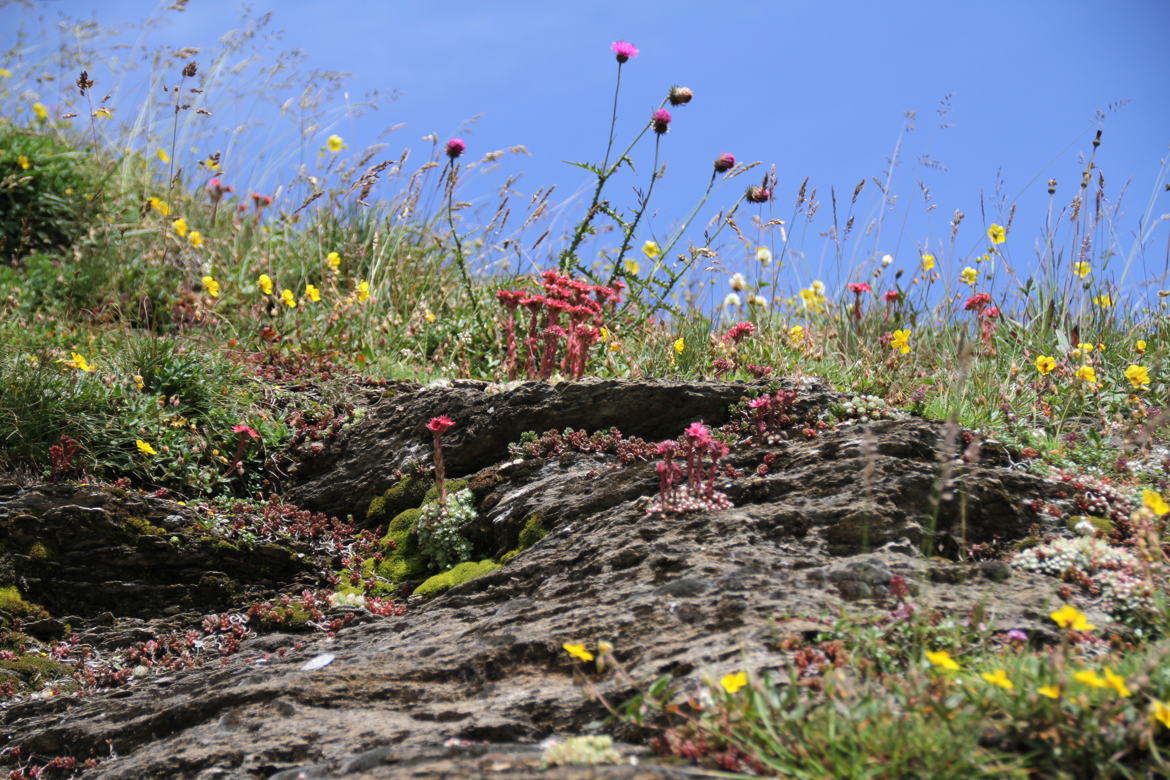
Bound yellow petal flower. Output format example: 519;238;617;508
201;275;219;297
305;284;321;303
147;197;171;216
424;308;435;323
1035;355;1056;375
891;329;911;355
172;217;188;237
32;102;47;121
133;375;145;390
959;266;977;286
720;671;748;694
624;257;641;276
673;337;685;354
156;148;170;163
1075;364;1097;385
642;240;661;259
1050;604;1095;631
1073;669;1108;689
987;223;1006;244
1135;339;1147;354
258;274;273;295
1152;700;1170;729
980;669;1014;690
326;251;341;272
187;230;203;248
1143;490;1169;517
0;68;11;78
59;351;94;372
280;289;297;308
357;280;370;302
1038;685;1061;699
925;649;960;671
326;134;344;153
17;155;29;170
1125;364;1150;389
136;440;158;456
93;106;112;119
1102;667;1131;698
1073;261;1091;279
920;253;936;272
562;642;594;662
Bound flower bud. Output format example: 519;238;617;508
713;153;735;173
668;86;693;106
445;138;466;159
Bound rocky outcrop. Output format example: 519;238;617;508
0;379;1085;778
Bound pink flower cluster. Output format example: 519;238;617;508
496;270;623;380
747;389;799;442
647;422;733;516
723;321;756;344
847;282;872;322
964;293;1000;347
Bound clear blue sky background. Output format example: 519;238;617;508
4;0;1169;305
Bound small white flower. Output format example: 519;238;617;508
722;292;742;308
881;253;894;267
756;246;772;266
729;273;747;291
749;294;768;308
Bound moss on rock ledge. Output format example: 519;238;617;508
413;559;500;598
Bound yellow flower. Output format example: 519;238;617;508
326;134;344;153
890;329;911;355
673;337;685;354
133;375;144;390
1093;294;1113;308
1038;685;1061;700
1073;261;1091;279
201;275;220;297
1153;700;1170;729
598;327;610;343
326;251;341;273
188;231;203;248
920;253;936;272
1050;604;1095;631
987;223;1006;245
642;240;662;259
93;107;112;119
203;156;220;171
608;341;621;353
357;280;370;302
623;257;641;276
1035;355;1056;375
305;284;321;303
32;102;47;121
1076;342;1094;355
172;218;188;237
959;266;978;286
424;308;435;323
17;155;29;170
977;253;991;263
925;649;960;671
147;197;171;216
1075;364;1097;385
1073;669;1108;689
1136;339;1147;354
280;289;297;308
59;351;94;372
156;148;169;163
720;671;748;694
1142;490;1169;517
789;325;805;346
258;274;274;295
980;669;1014;690
1102;668;1131;698
136;440;158;456
562;642;594;662
1125;364;1149;389
0;68;10;78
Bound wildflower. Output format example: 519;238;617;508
713;153;736;173
746;185;771;203
357;280;370;302
280;289;297;308
610;40;638;63
1102;668;1131;698
305;284;321;303
756;246;772;266
1073;261;1091;279
920;253;936;272
1125;364;1150;389
148;197;171;216
1093;293;1113;307
885;290;900;303
749;294;768;308
32;102;47;121
729;273;747;291
232;424;260;439
136;440;158;456
890;329;911;355
326;134;344;152
1075;364;1097;385
445;138;466;159
258;274;273;295
723;292;741;309
156;148;169;163
668;85;693;105
980;669;1014;690
977;253;991;263
965;293;992;312
93;107;112;119
0;68;10;77
425;308;436;323
674;338;685;354
188;231;203;248
1038;685;1061;699
206;178;232;201
1143;490;1169;516
203;156;221;171
720;671;748;694
1136;339;1147;354
327;251;341;273
651;108;671;134
642;240;662;259
1035;355;1056;375
17;155;29;170
59;351;94;372
924;649;960;671
563;642;593;662
1050;604;1095;631
426;415;455;434
959;266;978;286
987;223;1006;244
881;253;894;266
172;217;188;237
1075;342;1094;356
1153;700;1170;729
788;325;805;346
1073;669;1108;689
201;275;220;297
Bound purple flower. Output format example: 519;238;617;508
1006;629;1028;642
445;138;466;159
746;185;771;204
651;108;672;135
610;40;639;63
713;153;736;173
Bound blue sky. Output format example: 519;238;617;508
5;1;1169;304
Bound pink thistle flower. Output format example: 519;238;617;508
651;108;672;135
723;321;756;343
610;40;639;63
746;185;771;203
713;153;736;173
847;282;872;295
884;290;901;303
668;86;693;106
426;415;455;434
445;138;466;159
964;292;992;312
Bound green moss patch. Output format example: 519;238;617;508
367;471;431;525
0;586;49;621
413;559;500;598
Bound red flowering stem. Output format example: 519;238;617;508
221;431;252;479
524;305;541;379
432;432;447;508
